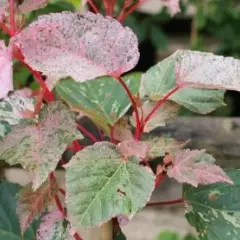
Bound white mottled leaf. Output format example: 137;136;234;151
66;142;155;227
176;50;240;91
0;101;83;190
0;95;35;125
167;149;233;187
0;40;13;99
13;12;139;88
18;0;49;13
161;0;180;15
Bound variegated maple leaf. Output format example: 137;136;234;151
0;101;83;189
17;181;57;233
0;40;13;99
161;0;180;16
167;149;233;187
176;50;240;91
18;0;49;13
117;140;150;159
12;12;139;88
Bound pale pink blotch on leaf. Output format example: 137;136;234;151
0;40;13;99
117;140;149;159
167;149;234;187
161;0;180;16
12;12;139;88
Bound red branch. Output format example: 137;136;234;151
116;77;141;140
54;194;65;214
147;198;184;207
76;123;98;142
87;0;100;13
142;86;180;132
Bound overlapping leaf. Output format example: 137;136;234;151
66;142;155;228
17;181;57;233
0;40;13;99
147;137;188;158
131;100;179;132
117;140;149;159
176;50;240;91
183;169;240;240
0;101;83;189
18;0;49;13
0;180;38;240
140;51;225;114
36;210;71;240
167;149;233;187
55;73;141;132
13;11;139;87
0;94;35;125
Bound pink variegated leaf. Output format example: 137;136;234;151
161;0;180;16
176;50;240;92
0;40;13;99
117;140;149;159
0;102;83;190
18;0;49;13
12;12;139;88
37;210;66;240
138;0;180;15
167;149;234;187
17;181;57;233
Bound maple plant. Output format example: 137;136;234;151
0;0;240;240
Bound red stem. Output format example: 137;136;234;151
9;0;15;36
147;198;184;207
116;77;141;140
73;232;84;240
118;0;146;22
87;0;100;13
142;86;180;132
54;194;65;214
58;188;66;196
76;123;98;142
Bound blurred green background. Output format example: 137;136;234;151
9;0;240;117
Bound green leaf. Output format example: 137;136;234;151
0;122;11;138
13;61;32;88
114;229;127;240
55;73;141;132
154;231;180;240
183;169;240;240
150;25;168;50
66;142;155;228
141;52;225;114
0;101;83;190
0;180;38;240
183;235;198;240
